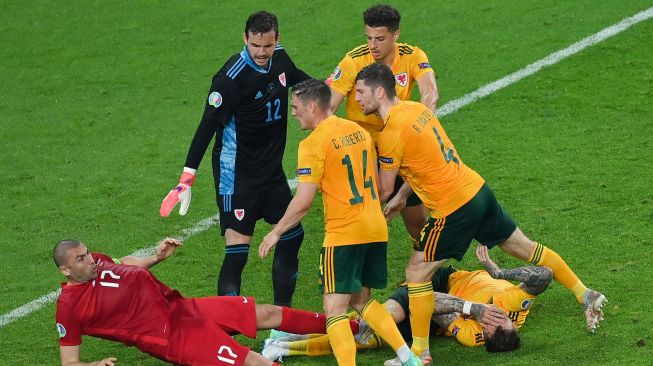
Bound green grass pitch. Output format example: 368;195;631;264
1;1;652;365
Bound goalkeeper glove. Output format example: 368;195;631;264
160;167;196;217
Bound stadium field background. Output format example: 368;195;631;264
1;1;652;364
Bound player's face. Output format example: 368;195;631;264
290;95;313;130
482;312;516;338
365;25;399;62
243;30;278;67
60;244;97;284
355;79;380;115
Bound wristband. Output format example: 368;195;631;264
462;301;473;316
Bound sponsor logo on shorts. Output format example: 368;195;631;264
56;323;66;338
418;62;431;69
395;72;408;87
242;296;248;304
234;209;245;221
279;72;287;87
521;299;532;309
297;168;312;175
378;156;393;164
333;66;342;81
208;91;223;108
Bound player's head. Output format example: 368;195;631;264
354;62;397;115
363;5;401;61
291;79;332;130
243;11;279;67
482;316;521;352
53;239;97;284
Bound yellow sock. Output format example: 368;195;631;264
305;334;334;356
408;282;434;355
529;242;588;303
360;299;407;352
326;315;356;366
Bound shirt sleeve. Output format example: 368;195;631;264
411;47;435;80
184;74;239;170
446;317;485;347
376;125;403;170
296;137;324;184
283;50;312;86
330;55;357;96
56;302;82;346
495;286;536;312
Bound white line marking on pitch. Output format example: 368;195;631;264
1;6;651;329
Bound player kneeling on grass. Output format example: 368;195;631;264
54;238;335;366
261;245;554;362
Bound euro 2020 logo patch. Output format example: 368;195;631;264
56;323;66;338
208;92;223;108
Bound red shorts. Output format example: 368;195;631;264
165;296;257;366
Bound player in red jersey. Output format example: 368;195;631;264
54;238;335;366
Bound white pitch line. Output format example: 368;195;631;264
436;6;653;118
1;6;652;330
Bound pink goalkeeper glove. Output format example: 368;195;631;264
160;167;196;217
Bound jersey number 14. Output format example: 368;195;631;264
341;150;377;204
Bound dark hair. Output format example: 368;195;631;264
53;239;83;267
292;79;331;111
355;63;397;99
485;326;521;353
245;11;279;38
364;4;401;32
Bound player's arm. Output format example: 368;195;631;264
476;245;553;295
433;292;505;327
329;87;346;113
119;238;182;269
416;71;438;111
160;75;237;217
60;345;116;366
259;182;318;258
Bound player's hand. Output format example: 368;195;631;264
160;168;196;217
475;304;506;328
383;195;407;221
96;357;117;366
476;245;501;278
259;231;281;259
155;237;183;262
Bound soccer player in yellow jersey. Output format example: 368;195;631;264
261;245;552;360
328;4;439;248
258;79;422;366
354;62;607;363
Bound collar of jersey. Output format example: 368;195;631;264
241;46;273;73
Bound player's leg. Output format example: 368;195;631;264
263;181;304;307
475;183;607;330
320;245;357;365
254;303;332;335
324;292;356;366
216;192;259;296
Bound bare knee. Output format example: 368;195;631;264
498;228;535;261
255;304;281;330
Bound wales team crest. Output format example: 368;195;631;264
234;209;245;221
279;72;287;87
395;72;408;87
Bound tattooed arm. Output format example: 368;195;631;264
476;245;553;295
431;292;505;328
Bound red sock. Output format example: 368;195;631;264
278;307;360;335
279;307;326;334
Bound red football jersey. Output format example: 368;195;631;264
56;253;181;360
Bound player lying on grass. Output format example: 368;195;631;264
261;245;555;362
53;238;342;366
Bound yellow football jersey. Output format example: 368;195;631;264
444;270;535;347
330;43;434;140
297;115;388;247
377;101;485;218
